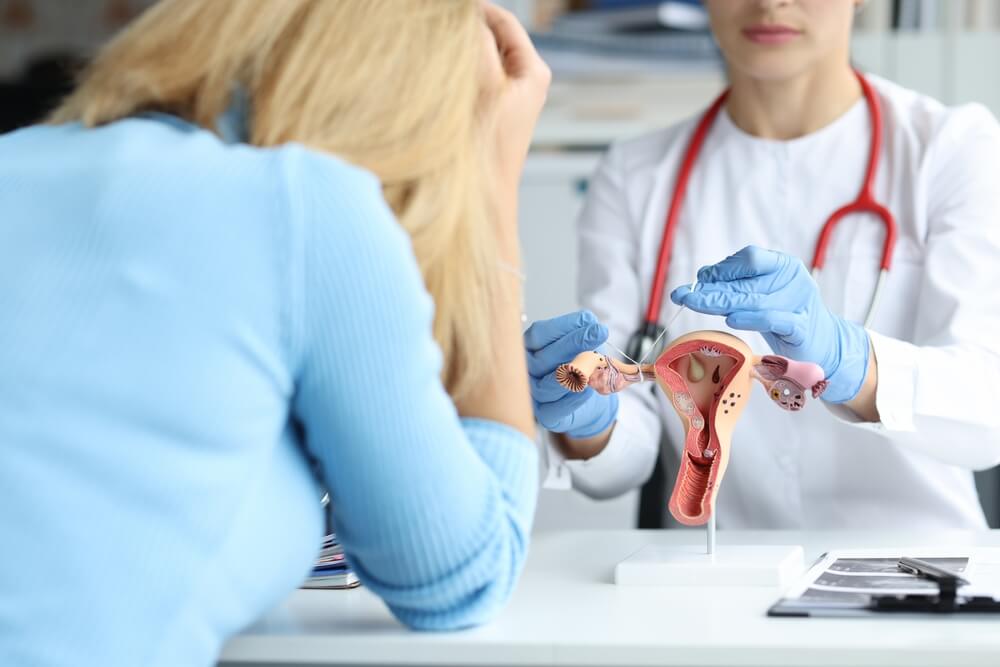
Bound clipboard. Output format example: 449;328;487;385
768;548;1000;617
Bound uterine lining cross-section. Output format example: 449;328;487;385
654;337;749;526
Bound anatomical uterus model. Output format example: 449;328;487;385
555;331;827;527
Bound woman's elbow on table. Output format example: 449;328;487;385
381;508;533;631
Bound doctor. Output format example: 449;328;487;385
526;0;1000;529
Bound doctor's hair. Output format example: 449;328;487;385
51;0;500;400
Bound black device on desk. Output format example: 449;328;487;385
769;556;1000;617
868;557;1000;614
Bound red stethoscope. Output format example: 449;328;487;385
625;71;898;363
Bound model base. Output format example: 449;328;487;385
614;544;805;589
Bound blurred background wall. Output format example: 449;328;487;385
0;0;157;131
3;0;999;531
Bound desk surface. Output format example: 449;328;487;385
220;530;1000;667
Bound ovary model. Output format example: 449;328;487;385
555;331;828;527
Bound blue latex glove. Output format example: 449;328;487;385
524;310;619;438
670;246;870;403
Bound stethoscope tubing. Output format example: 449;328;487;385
640;70;898;338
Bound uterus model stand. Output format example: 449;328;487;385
556;331;826;565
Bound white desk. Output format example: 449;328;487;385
220;530;1000;667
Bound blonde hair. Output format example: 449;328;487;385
52;0;499;400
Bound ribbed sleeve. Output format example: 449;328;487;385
284;147;538;630
0;118;539;667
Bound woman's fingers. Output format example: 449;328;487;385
482;2;525;74
483;2;547;82
479;20;505;97
482;1;551;121
480;2;550;241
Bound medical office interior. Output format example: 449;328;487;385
505;0;1000;533
4;0;1000;666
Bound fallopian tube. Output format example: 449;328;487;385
554;330;827;526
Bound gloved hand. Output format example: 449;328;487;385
524;310;619;438
670;246;870;403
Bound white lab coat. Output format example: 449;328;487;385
556;75;1000;530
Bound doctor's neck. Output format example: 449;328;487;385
724;61;861;141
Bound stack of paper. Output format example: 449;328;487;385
301;533;360;590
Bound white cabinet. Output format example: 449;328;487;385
518;152;599;323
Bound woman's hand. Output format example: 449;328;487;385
671;246;872;405
481;3;551;192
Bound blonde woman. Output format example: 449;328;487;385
0;1;549;664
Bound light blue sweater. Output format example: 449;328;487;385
0;116;538;667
